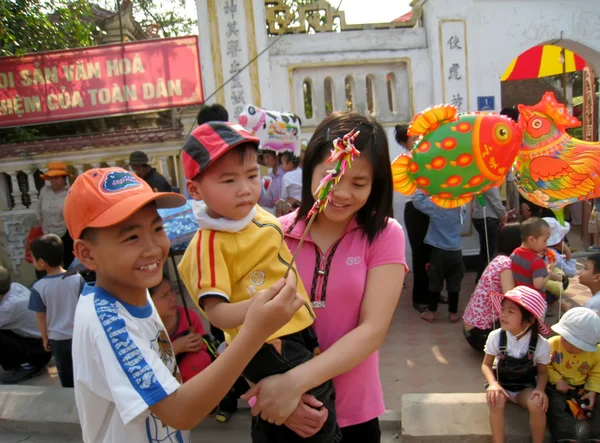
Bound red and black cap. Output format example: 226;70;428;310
181;121;260;180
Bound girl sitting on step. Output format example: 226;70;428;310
482;286;551;443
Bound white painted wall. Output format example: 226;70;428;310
423;0;600;111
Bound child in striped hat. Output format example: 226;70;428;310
482;286;551;443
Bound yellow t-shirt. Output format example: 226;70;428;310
178;205;314;343
547;335;600;393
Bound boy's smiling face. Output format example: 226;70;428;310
75;203;170;300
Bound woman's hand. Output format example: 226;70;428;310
284;394;328;437
486;382;510;407
242;373;304;425
172;332;204;355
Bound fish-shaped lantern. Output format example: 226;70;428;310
515;91;597;225
392;104;523;208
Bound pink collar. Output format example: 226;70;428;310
252;112;266;133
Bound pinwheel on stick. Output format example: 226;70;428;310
284;128;361;277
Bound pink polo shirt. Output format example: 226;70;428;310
280;212;407;427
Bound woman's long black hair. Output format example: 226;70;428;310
296;112;394;243
496;223;522;257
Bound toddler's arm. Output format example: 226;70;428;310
203;297;253;330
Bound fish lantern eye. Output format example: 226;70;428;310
531;118;543;129
248;106;256;115
495;124;510;142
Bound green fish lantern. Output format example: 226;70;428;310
392;104;523;208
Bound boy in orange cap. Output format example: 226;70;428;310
63;167;303;442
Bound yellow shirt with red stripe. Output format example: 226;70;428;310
178;205;314;343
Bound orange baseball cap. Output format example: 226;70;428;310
64;167;185;240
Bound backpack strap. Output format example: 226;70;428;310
499;330;508;359
527;330;538;360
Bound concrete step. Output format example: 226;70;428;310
0;384;401;440
401;393;553;442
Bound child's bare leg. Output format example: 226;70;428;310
516;388;546;443
488;393;506;443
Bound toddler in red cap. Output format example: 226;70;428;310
64;167;303;443
178;122;340;442
482;286;551;443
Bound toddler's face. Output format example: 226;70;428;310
499;299;531;336
528;226;551;253
189;147;261;220
560;337;583;354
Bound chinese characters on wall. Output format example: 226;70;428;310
440;21;469;112
224;0;245;118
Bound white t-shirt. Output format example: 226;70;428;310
0;283;40;338
484;328;551;367
585;291;600;312
281;168;302;201
73;284;190;443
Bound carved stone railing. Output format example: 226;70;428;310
264;0;422;35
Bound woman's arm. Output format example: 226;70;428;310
244;263;405;423
499;269;515;294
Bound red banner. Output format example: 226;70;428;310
0;36;203;128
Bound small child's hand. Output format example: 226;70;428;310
547;261;557;274
530;388;549;413
486;382;510;407
244;274;304;341
581;391;596;410
42;337;50;352
555;379;572;393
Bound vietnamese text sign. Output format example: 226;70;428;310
0;36;203;127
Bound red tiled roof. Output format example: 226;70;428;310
0;127;183;160
393;11;412;22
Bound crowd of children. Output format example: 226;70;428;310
8;100;600;443
459;211;600;442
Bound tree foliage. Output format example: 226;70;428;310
0;0;97;56
0;0;195;58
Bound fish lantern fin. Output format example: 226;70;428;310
408;104;459;137
553;208;566;226
391;154;417;196
430;195;472;209
475;194;486;207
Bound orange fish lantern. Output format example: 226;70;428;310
391;104;523;208
515;91;599;225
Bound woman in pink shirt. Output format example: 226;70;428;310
243;112;407;442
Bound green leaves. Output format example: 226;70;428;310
0;0;96;56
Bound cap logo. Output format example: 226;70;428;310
100;170;143;194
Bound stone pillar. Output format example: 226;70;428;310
195;0;272;114
8;172;25;210
159;157;172;184
27;171;39;206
